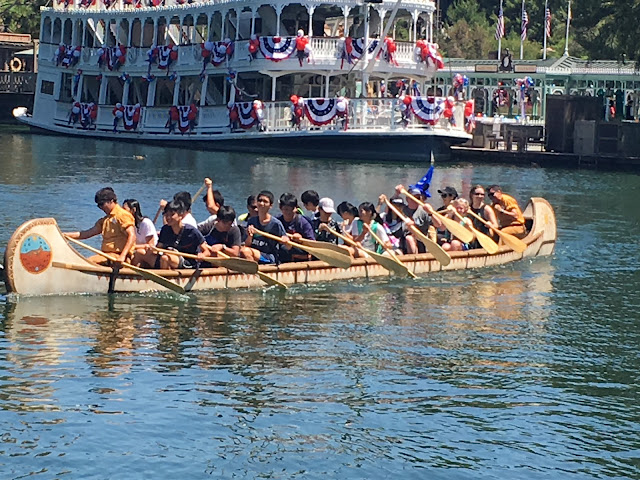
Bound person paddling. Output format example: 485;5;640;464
66;187;136;266
240;190;288;264
277;192;315;262
487;185;526;239
347;202;394;258
468;185;499;248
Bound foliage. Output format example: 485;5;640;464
0;0;47;37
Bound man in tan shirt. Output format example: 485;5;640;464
66;187;137;265
487;185;526;239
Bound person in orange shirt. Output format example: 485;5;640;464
487;185;526;239
66;187;137;265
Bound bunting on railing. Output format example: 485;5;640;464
338;37;379;69
409;96;445;125
258;36;296;62
415;41;444;69
97;46;126;71
231;100;264;129
54;45;81;68
167;105;197;133
123;104;142;130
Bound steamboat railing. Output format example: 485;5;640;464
51;98;470;138
38;38;438;75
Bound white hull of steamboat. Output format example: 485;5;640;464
3;198;556;296
16;0;472;161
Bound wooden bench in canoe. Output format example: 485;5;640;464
2;198;556;296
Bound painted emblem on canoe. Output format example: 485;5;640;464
19;234;52;274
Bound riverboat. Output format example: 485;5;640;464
3;197;555;296
12;0;473;161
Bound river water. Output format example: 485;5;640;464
1;130;639;479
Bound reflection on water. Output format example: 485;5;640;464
1;131;640;478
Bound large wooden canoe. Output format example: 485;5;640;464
3;198;556;296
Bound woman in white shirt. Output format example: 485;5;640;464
348;202;393;257
123;199;158;247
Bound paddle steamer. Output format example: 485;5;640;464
3;198;555;295
13;0;472;161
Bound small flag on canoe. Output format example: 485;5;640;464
410;165;434;198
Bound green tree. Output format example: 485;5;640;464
0;0;47;36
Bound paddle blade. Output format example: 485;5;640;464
296;238;352;257
132;266;186;294
436;213;475;245
206;256;258;274
408;226;451;266
497;231;527;253
298;244;353;269
474;230;499;254
257;271;288;288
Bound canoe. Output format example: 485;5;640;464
2;198;556;296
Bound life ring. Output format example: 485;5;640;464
9;57;23;72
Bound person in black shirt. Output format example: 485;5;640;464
203;205;242;258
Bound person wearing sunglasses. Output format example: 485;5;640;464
435;186;459;245
468;185;499;243
486;185;526;239
65;187;137;266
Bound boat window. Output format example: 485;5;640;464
82;75;100;104
104;76;124;105
195;14;208;43
74;20;84;45
63;19;73;44
40;80;54;96
42;17;52;43
205;76;224;106
59;73;74;103
142;18;154;47
52;18;62;44
155;77;176;106
126;78;149;106
119;19;130;46
178;76;202;105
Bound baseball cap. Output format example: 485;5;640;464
437;186;458;198
318;197;336;213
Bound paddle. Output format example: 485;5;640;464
288;235;352;257
364;224;417;279
323;225;413;277
384;199;451;266
151;246;258;274
64;236;186;294
217;251;287;289
450;210;499;254
401;188;475;245
253;228;352;269
466;209;527;253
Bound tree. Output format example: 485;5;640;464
0;0;47;37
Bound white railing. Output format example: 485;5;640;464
50;98;471;138
38;38;441;74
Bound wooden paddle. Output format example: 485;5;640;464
323;225;413;277
466;209;527;253
450;210;499;254
64;236;186;294
216;251;287;289
384;199;451;266
364;224;417;279
151;246;258;274
401;188;475;245
252;228;352;269
288;235;352;257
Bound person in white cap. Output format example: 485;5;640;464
312;197;342;244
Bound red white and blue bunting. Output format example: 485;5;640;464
123;104;141;130
259;36;296;62
55;45;81;68
409;96;445;125
157;45;178;70
97;46;127;71
167;105;198;133
230;101;263;129
304;97;349;127
415;41;444;69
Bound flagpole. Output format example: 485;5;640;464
497;0;503;61
543;0;548;60
563;0;571;56
520;0;525;60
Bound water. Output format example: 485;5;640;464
1;130;639;479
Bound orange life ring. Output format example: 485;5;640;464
9;57;23;72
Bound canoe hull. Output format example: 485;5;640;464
3;198;556;296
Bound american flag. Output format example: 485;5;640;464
521;9;529;41
545;7;552;38
495;7;505;40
